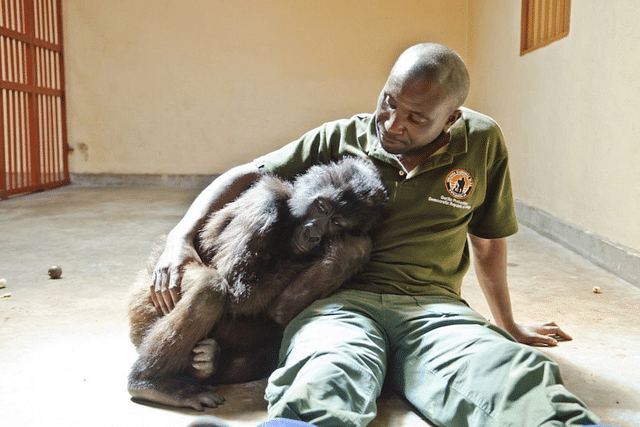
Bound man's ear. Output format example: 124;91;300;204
444;110;462;131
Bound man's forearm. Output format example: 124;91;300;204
169;162;261;242
468;235;516;331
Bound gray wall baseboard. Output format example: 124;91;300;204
516;200;639;288
68;175;639;288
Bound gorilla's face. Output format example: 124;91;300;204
287;158;388;257
291;197;350;255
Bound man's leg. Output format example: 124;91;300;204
265;290;388;427
387;296;600;427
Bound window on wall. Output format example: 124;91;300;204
1;0;69;199
520;0;571;55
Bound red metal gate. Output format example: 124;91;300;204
0;0;69;199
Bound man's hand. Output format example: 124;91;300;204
151;236;201;314
504;321;573;347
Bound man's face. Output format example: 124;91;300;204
375;73;459;156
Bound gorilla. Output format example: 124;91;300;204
127;157;388;410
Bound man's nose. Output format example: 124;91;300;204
385;111;403;134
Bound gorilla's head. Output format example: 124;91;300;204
288;157;388;255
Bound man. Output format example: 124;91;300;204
152;43;600;426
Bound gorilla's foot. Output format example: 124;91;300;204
191;337;220;380
128;374;225;411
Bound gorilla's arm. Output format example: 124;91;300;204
151;162;261;314
267;234;372;325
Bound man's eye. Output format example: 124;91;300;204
382;95;395;109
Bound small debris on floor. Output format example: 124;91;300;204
593;286;602;294
48;265;63;279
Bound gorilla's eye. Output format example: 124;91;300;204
331;216;348;229
316;199;331;215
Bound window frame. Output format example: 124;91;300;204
520;0;571;55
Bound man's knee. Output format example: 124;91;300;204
266;354;381;427
266;297;387;427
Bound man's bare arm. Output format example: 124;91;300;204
468;235;572;346
151;162;260;314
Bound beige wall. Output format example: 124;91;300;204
62;1;640;253
467;0;640;252
62;0;468;175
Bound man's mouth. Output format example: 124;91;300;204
382;134;404;145
376;123;406;148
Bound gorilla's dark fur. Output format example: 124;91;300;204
127;157;388;410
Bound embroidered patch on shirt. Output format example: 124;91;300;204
445;169;474;200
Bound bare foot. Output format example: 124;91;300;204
191;338;220;380
129;380;225;411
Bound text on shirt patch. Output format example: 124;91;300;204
428;195;472;210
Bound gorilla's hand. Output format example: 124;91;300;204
151;234;202;314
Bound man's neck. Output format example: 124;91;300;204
396;132;450;172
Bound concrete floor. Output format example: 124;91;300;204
0;185;638;427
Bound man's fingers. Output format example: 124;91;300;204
518;331;557;347
547;322;573;341
513;322;573;347
149;282;160;310
150;270;165;312
524;322;572;346
170;288;181;308
161;286;174;313
537;334;558;347
169;273;182;307
149;265;184;315
152;270;171;315
539;322;573;341
556;328;573;341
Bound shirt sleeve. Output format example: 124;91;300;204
253;122;336;180
253;115;374;181
467;123;519;239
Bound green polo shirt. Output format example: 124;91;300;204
254;107;518;300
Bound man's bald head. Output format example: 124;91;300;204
390;43;470;111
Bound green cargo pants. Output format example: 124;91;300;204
265;290;600;427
